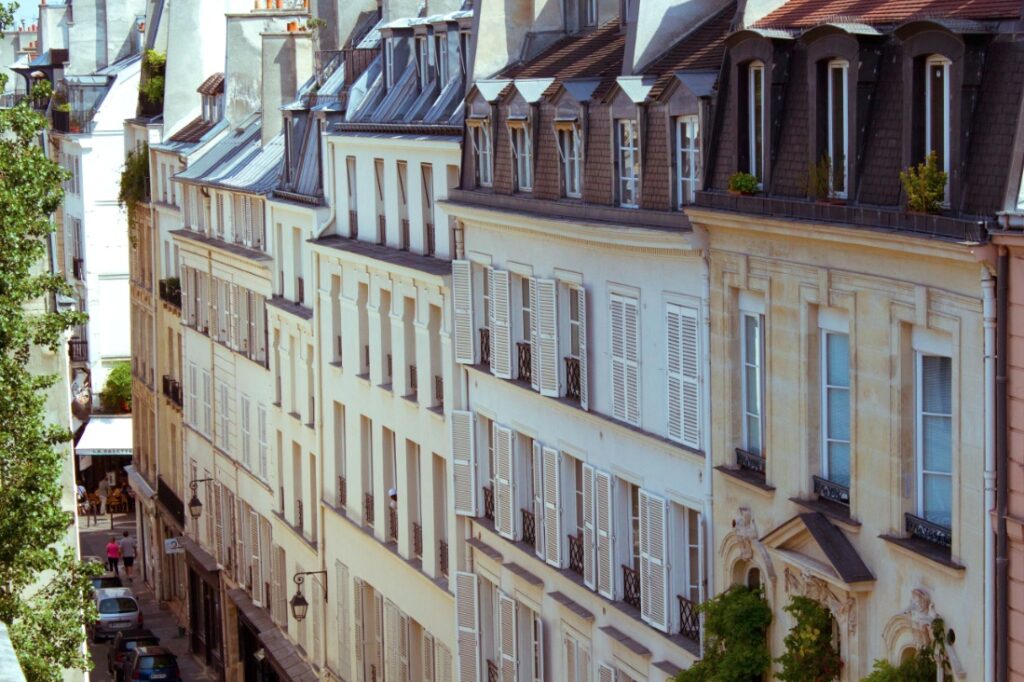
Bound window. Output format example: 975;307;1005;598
666;303;701;448
616;119;639;207
821;332;850;486
416;36;429;90
470;123;493;187
585;0;598;26
385;38;395;90
610;294;640;426
511;123;533;191
345;156;358;236
202;370;212;438
826;60;848;197
924;55;951;196
521;277;532;343
569;291;581;359
437;33;449;84
747;62;765;180
917;355;952;528
741;312;764;455
217;381;231;450
675;116;700;207
558;126;582;198
629;483;640;571
257;404;269;480
240;395;252;468
420;164;435;255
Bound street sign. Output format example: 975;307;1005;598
164;537;184;555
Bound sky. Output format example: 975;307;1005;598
11;1;42;29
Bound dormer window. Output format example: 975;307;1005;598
616;118;639;208
202;93;223;122
436;32;449;84
739;61;766;182
924;55;950;184
468;118;493;187
385;38;395;90
826;59;848;197
509;119;532;192
555;122;582;198
585;0;598;26
459;30;471;76
675;115;700;207
416;36;430;90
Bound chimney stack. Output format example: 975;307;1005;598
260;29;313;144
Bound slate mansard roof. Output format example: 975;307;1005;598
175;116;283;196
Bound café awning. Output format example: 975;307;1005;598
75;417;132;470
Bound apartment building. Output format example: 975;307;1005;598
444;1;735;679
688;0;1024;677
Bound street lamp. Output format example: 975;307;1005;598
289;570;327;622
188;478;213;520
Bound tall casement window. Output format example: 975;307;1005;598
610;293;641;426
741;312;764;456
616;119;640;208
385;38;396;90
821;331;851;488
917;354;952;528
346;156;358;237
437;33;449;84
469;121;493;187
416;36;430;90
746;61;765;181
924;55;951;195
509;121;533;192
675;115;700;207
557;124;582;198
826;59;848;197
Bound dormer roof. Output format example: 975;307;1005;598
755;0;1019;29
197;73;225;96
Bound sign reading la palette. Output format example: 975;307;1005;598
76;447;132;456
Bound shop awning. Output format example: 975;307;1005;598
76;417;132;470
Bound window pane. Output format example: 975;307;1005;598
746;416;761;454
827;442;850;486
744;315;759;362
923;473;952;527
745;366;761;416
825;333;849;386
827;387;850;441
829;65;845;191
752;68;763;177
929;63;946;167
922;415;952;473
922;356;951;414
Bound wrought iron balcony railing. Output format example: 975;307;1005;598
479;328;491;365
364;492;375;527
905;512;952;549
439;539;449;577
622;565;641;610
517;341;532;384
521;508;536;549
69;337;88;362
565;356;581;403
483;485;495;523
337;475;347;509
412;522;423;558
813;474;850;506
568;533;585;576
388;506;398;543
678;595;701;642
736;447;766;479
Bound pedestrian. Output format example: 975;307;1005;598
97;478;110;516
105;536;121;576
388;487;398;509
118;531;137;583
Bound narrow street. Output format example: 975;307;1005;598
79;512;215;682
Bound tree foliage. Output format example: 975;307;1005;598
676;585;772;682
775;596;842;682
862;619;950;682
0;4;98;678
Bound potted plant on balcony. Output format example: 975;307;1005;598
99;362;132;413
728;171;760;196
900;151;947;215
807;155;845;205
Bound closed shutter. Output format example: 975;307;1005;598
250;510;262;605
335;561;351;678
493;423;516;539
436;641;453;682
639;490;670;632
582;463;596;590
233;286;244;350
498;591;518;682
610;295;640;425
213;483;224;564
398;613;410;682
181;267;191;324
353;577;365;682
543;446;562;568
260;518;272;607
666;304;701;449
450;410;477;516
595;469;615;599
452;260;475;364
422;632;435;682
384;600;400;682
565;636;577;682
536;279;559;396
455;572;480;682
313;588;322;668
579;644;590;682
490;269;512;379
598;663;617;682
374;593;385;681
532;441;545;561
529;278;539;391
576;287;589;411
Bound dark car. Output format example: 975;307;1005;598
106;629;158;676
90;573;123;593
120;646;181;682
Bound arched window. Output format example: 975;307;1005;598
746;566;761;589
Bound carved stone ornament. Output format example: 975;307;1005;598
881;588;966;679
719;507;776;583
784;568;858;636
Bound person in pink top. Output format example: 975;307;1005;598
105;536;121;575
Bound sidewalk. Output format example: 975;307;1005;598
80;512;216;682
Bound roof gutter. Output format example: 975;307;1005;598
996;246;1009;682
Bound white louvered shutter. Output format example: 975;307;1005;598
233;286;244;350
249;510;262;604
335;562;351;679
610;295;640;425
498;591;518;682
667;304;701;448
610;296;626;421
455;572;480;682
598;663;617;682
422;632;435;682
532;441;545;561
353;577;365;682
384;600;400;682
436;641;453;682
398;612;411;681
536;279;559;397
639;490;670;632
582;463;597;590
576;287;589;411
452;260;475;364
595;469;615;599
493;423;516;539
565;636;577;682
529;277;539;391
450;410;477;516
374;593;384;681
490;269;512;379
543;446;562;568
533;614;544;682
579;644;591;682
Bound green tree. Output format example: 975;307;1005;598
0;4;99;679
775;596;842;682
677;585;772;682
99;361;132;413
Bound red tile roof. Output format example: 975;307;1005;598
501;19;625;85
168;115;216;143
646;3;735;100
197;72;225;96
756;0;1019;28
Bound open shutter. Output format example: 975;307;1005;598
399;612;411;682
532;441;545;561
335;562;351;679
213;483;224;564
579;644;591;682
437;642;453;682
543;446;562;568
374;593;385;681
384;600;400;682
250;510;262;604
623;298;640;424
422;632;436;682
595;469;615;599
577;287;589;411
598;663;617;682
529;278;539;391
452;260;475;364
455;572;480;682
498;591;518;682
565;636;577;682
667;304;700;448
610;296;626;421
533;614;544;682
639;490;670;632
582;463;597;590
493;423;516;540
490;269;512;379
353;578;365;682
450;410;477;516
536;279;559;396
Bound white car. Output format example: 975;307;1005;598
92;587;142;641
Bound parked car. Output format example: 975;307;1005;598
92;588;142;642
90;572;123;593
120;646;181;682
107;628;158;676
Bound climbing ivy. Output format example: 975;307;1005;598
676;585;772;682
775;596;842;682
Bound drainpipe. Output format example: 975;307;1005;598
997;247;1009;682
983;265;996;682
701;249;713;653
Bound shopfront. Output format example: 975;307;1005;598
183;537;224;680
75;416;133;508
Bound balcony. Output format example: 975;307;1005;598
483;485;495;523
622;564;641;610
735;447;766;482
413;522;423;558
157;476;185;528
68;337;88;363
72;256;85;281
158;278;181;308
363;344;370;375
439;539;449;577
364;492;375;527
565;356;581;403
678;595;701;642
904;512;952;549
812;475;850;507
388;506;398;543
400;218;410;250
296;499;304;532
568;533;585;576
337;475;347;509
479;328;490;365
516;341;532;384
521;509;536;549
162;374;183;408
386;353;393;382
